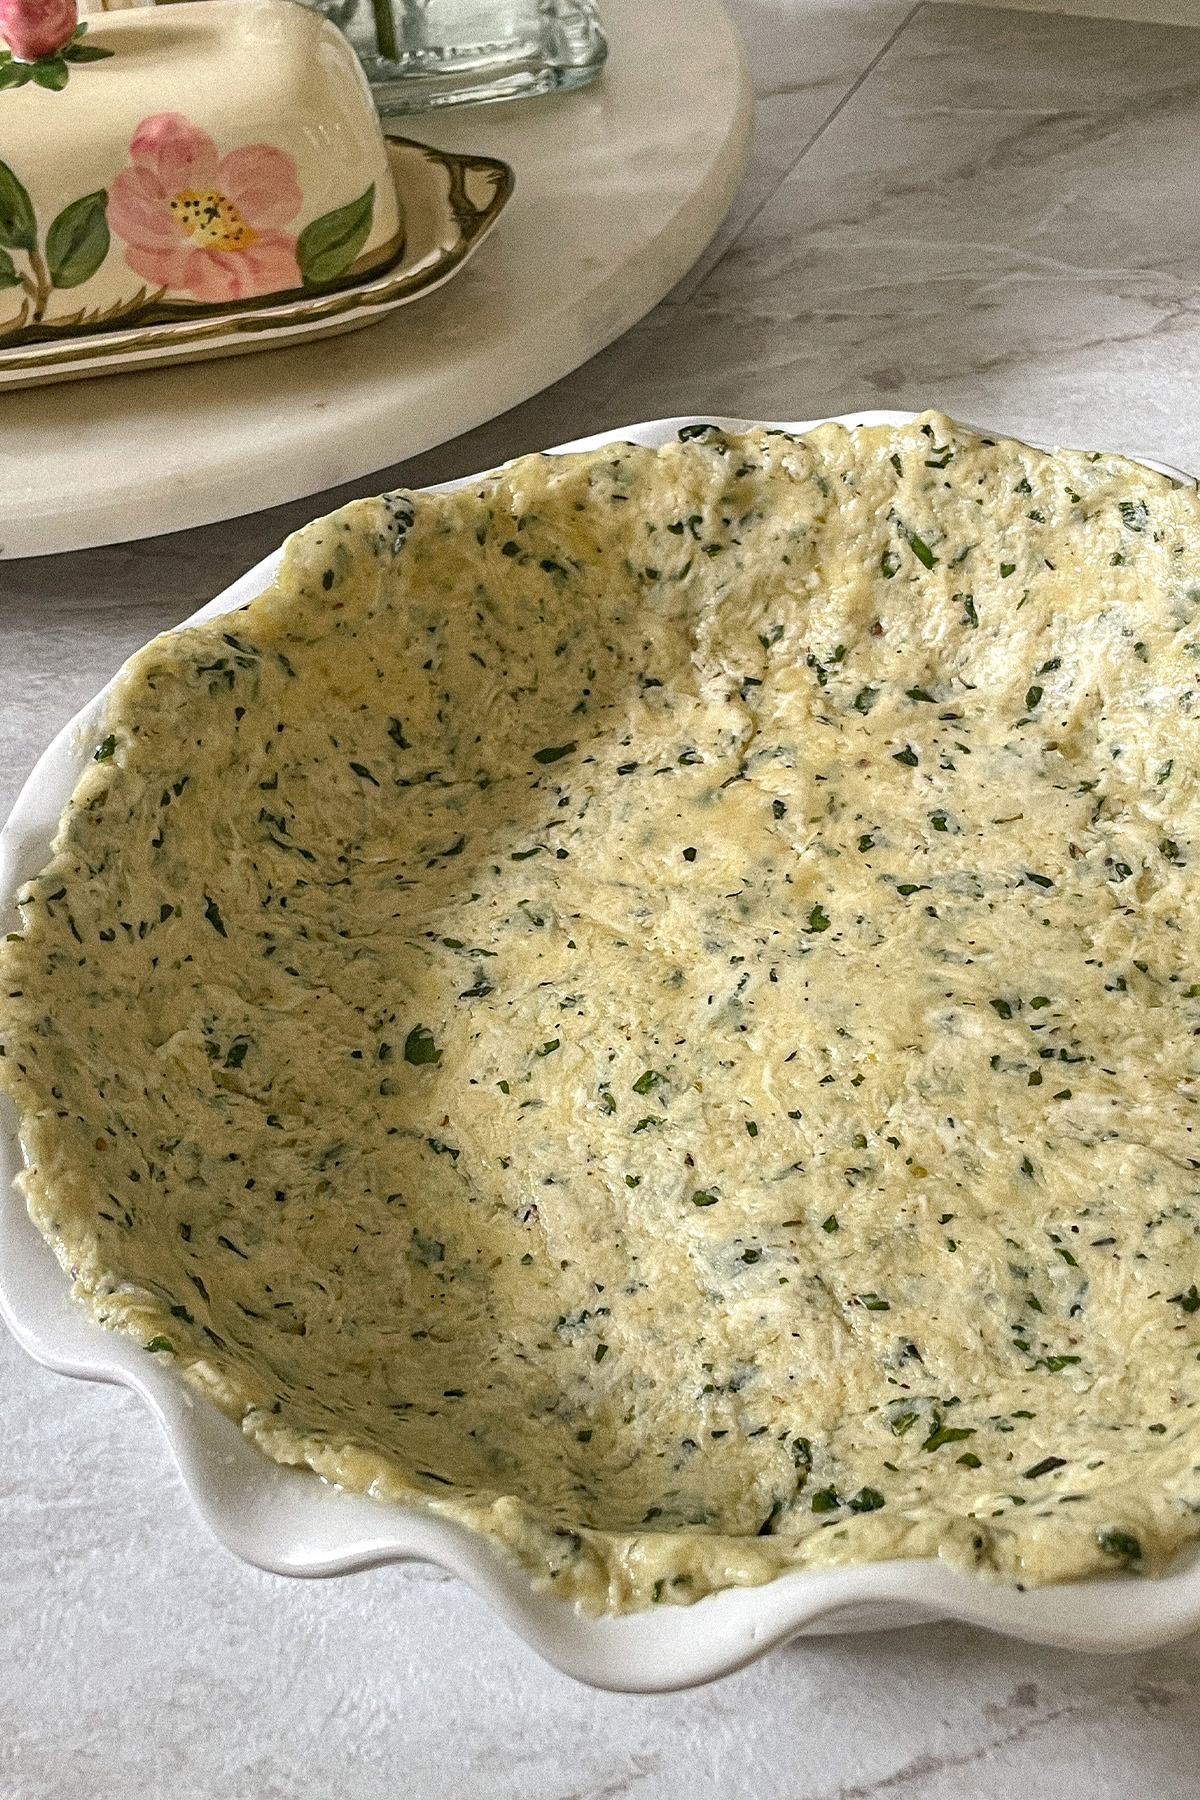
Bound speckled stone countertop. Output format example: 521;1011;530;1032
6;3;1200;1793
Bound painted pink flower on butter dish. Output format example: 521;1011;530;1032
108;113;303;304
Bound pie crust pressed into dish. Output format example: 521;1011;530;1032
5;411;1200;1613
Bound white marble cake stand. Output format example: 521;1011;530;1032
0;0;752;560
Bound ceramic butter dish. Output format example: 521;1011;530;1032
0;0;404;343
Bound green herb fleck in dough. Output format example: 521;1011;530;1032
1024;1456;1067;1479
412;1230;444;1264
1098;1529;1143;1563
848;1487;886;1512
404;1025;441;1066
924;1422;975;1452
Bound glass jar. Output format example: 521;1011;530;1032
308;0;607;114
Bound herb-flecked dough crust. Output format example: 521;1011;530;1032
6;413;1200;1612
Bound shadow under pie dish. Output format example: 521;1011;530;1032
6;411;1200;1657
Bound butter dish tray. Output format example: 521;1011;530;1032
3;410;1200;1695
0;136;512;391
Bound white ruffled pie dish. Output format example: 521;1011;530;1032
4;410;1200;1693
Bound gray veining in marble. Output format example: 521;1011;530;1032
623;3;1200;458
6;3;1200;1793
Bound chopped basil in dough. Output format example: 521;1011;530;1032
6;412;1200;1611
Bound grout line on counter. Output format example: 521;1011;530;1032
711;0;924;277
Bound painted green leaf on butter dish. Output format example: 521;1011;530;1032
46;190;109;289
62;41;114;62
297;185;375;290
31;56;69;90
0;157;35;252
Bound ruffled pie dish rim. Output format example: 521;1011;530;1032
3;410;1200;1694
0;137;513;392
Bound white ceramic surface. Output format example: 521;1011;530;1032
5;409;1200;1694
0;0;753;559
0;139;511;390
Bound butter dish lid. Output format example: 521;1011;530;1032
0;0;402;342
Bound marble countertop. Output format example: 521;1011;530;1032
7;1;1200;1792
